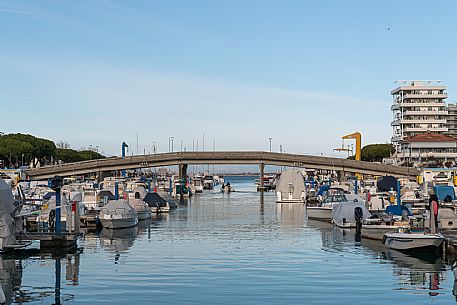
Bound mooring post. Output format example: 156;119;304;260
114;182;119;200
74;200;80;235
396;180;401;206
55;188;61;234
55;258;61;305
259;163;265;192
50;176;63;235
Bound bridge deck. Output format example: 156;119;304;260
26;151;419;179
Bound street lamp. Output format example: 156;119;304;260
168;137;174;153
269;138;272;153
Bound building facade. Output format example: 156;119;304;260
446;103;457;138
397;133;457;166
391;81;448;153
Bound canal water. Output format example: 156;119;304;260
3;176;457;304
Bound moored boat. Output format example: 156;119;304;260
99;199;138;229
307;188;346;221
382;232;444;251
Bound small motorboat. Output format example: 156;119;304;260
128;190;151;220
382;232;444;251
383;200;445;251
99;199;138;229
307;188;347;222
143;192;171;213
221;182;234;193
275;170;305;203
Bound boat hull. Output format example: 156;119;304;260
307;207;332;222
383;233;444;251
100;217;138;229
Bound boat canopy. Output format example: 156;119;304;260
143;192;168;208
276;170;305;199
332;201;371;224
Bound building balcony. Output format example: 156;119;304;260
403;93;448;99
403;110;448;116
391;103;446;110
403;127;448;132
397;152;457;159
401;119;447;124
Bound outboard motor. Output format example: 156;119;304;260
354;207;364;242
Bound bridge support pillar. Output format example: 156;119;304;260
337;170;346;182
97;171;111;183
179;163;188;200
259;163;265;192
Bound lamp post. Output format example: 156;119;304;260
269;138;272;153
169;137;174;153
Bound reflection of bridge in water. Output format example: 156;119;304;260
26;151;419;180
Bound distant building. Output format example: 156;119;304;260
446;103;457;138
396;133;457;166
391;81;448;154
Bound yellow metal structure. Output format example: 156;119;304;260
342;132;362;161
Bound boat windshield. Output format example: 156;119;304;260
322;188;347;203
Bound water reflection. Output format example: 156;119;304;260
308;219;449;298
0;252;81;305
276;203;305;229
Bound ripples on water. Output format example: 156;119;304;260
2;176;456;304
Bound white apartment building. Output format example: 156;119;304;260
391;81;448;153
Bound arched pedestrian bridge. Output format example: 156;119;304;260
25;151;419;180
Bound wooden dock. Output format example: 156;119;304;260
16;232;80;253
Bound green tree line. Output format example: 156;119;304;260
347;143;395;162
0;133;104;167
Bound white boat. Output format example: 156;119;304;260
99;199;138;229
192;178;204;193
0;178;30;252
307;188;346;221
275;170;305;203
382;232;444;251
383;202;445;251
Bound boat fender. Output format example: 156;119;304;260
382;235;387;244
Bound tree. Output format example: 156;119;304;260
361;144;395;162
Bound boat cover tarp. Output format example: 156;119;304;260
143;192;168;208
332;201;371;224
385;204;412;217
377;176;398;192
276;170;305;199
317;185;330;196
99;190;115;200
433;185;456;202
0;178;19;250
100;199;135;217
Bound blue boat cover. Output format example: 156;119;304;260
434;185;456;202
317;185;330;196
385;204;412;217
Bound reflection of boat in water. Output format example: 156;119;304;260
277;203;305;229
99;226;138;253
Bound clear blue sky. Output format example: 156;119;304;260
1;0;457;157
